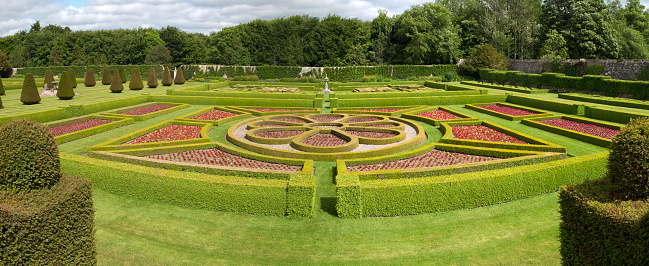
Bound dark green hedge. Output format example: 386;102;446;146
336;94;507;108
461;81;551;94
17;65;163;78
560;178;649;265
559;93;649;110
0;174;95;264
506;94;586;115
148;95;317;108
584;106;649;124
334;89;480;99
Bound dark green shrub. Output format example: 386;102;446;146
109;69;124;93
101;68;111;85
459;44;509;78
148;67;158;88
0;119;60;192
84;68;96;87
0;50;11;78
57;71;75;100
607;117;649;200
0;75;4;95
119;68;126;83
232;75;259;82
68;68;77;88
161;67;173;86
0;95;3;109
129;68;144;90
174;67;185;84
20;73;41;105
43;69;55;89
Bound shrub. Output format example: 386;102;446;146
0;119;60;192
607;117;649;200
68;68;77;88
0;95;3;109
57;71;75;100
129;68;144;90
109;69;124;93
174;67;185;84
119;68;127;83
101;68;111;85
0;50;11;78
147;67;158;88
20;73;41;105
84;68;96;87
0;75;4;95
460;44;509;78
43;69;55;89
162;67;173;86
232;75;259;82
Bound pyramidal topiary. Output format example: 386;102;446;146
0;75;5;95
147;68;158;88
129;68;144;90
161;67;173;86
101;68;111;85
57;71;75;100
20;73;41;105
44;69;55;89
68;69;77;88
109;69;124;93
119;68;127;83
0;95;3;109
0;119;61;192
84;68;96;87
174;67;185;85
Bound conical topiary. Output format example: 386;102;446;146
0;95;3;109
20;73;40;105
109;69;124;93
85;68;96;87
102;68;111;85
174;67;185;84
0;75;5;95
68;69;77;88
119;68;127;83
129;68;144;90
147;68;158;88
0;119;61;192
44;69;55;89
57;71;75;100
161;67;173;86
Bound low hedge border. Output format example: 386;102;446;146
147;94;318;108
507;94;586;115
246;126;312;145
584;105;649;124
46;115;135;145
465;102;555;121
0;174;96;264
175;106;252;126
337;151;608;217
521;115;621;148
171;86;317;100
226;106;320;116
445;83;488;94
333;105;428;116
440;120;567;153
289;129;360;153
334;89;481;99
286;174;317;218
401;106;479;126
559;178;649;265
335;94;508;108
60;153;315;217
88;120;212;152
559;93;649;110
461;81;551;94
101;102;189;121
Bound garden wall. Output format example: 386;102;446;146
508;59;649;80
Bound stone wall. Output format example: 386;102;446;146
508;59;649;80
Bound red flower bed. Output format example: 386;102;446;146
49;118;113;137
478;104;538;116
302;133;347;146
125;125;203;144
347;149;498;172
255;130;307;138
147;148;302;172
119;104;176;116
354;108;405;113
192;109;238;121
416;109;461;120
271;117;310;123
451;125;527;144
310;115;344;122
250;108;314;112
345;130;397;139
253;122;287;127
345;117;382;123
539;118;619;139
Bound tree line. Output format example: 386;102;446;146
0;0;647;68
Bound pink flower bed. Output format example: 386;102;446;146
249;108;315;112
192;109;238;121
347;149;498;172
125;125;203;144
146;148;302;172
119;104;176;116
253;122;287;127
49;118;113;137
255;130;307;138
345;130;397;139
416;109;461;120
354;108;405;113
451;125;527;144
478;104;539;116
367;124;399;128
310;115;344;122
271;117;310;123
302;133;347;146
345;117;382;123
539;118;619;139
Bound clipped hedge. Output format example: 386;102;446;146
506;94;586;115
226;106;319;116
559;93;649;110
461;80;551;94
335;174;362;218
584;106;649;124
148;94;317;108
521;116;621;148
286;174;316;218
334;89;480;100
333;105;428;116
401;106;478;126
45;115;135;145
0;174;95;264
465;102;555;121
335;94;507;108
175;106;252;125
102;101;189;121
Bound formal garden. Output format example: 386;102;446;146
1;65;648;264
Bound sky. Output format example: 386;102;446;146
1;0;648;38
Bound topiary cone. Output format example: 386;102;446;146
57;71;75;100
0;95;3;109
129;68;144;90
102;68;111;85
85;68;96;87
0;75;5;95
68;69;77;88
161;67;173;86
20;73;41;105
109;69;124;93
119;68;127;83
44;69;55;89
174;67;185;84
0;119;61;192
147;68;158;88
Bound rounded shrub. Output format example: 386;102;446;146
101;68;111;85
109;69;124;93
0;119;61;192
68;69;77;88
43;69;55;89
119;68;127;83
174;67;185;84
608;117;649;200
129;68;144;90
20;73;41;105
57;71;74;100
147;68;158;88
85;68;96;87
162;67;173;86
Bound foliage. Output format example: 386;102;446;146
161;67;172;86
101;68;111;85
57;71;75;100
607;117;649;200
84;68;96;87
232;75;258;81
460;44;509;78
144;44;172;65
0;119;60;192
147;68;158;88
129;68;144;90
538;29;568;59
173;67;185;84
20;73;40;104
109;69;124;93
68;68;77;88
0;50;11;78
43;69;55;89
119;68;126;83
0;76;4;96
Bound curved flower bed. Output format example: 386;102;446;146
272;117;311;123
478;104;538;116
119;104;176;115
192;109;238;121
310;114;344;122
302;133;348;147
416;109;461;120
255;130;307;138
451;125;527;144
49;118;113;137
353;108;405;113
345;130;397;139
250;108;315;112
146;148;302;172
345;117;382;123
539;119;619;139
125;125;203;144
347;149;498;172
